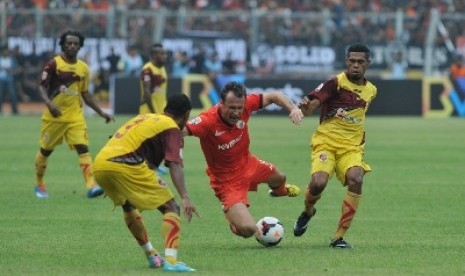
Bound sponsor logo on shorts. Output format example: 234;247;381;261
319;152;328;162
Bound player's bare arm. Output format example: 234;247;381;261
143;77;156;113
263;91;303;124
81;92;114;123
38;84;61;117
299;96;320;116
168;162;200;223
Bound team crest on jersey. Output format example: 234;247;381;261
319;152;328;162
41;71;48;80
189;117;202;125
236;120;245;129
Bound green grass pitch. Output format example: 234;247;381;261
0;114;464;275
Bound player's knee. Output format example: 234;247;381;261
159;199;180;215
230;222;256;238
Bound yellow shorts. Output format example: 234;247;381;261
39;120;88;150
94;161;174;211
310;142;371;185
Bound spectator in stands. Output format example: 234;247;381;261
387;51;408;79
190;47;206;74
118;45;144;76
205;51;222;77
449;53;465;78
171;51;190;77
0;46;19;115
222;51;236;75
105;47;122;75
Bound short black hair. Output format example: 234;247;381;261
151;43;164;54
220;81;246;101
59;30;85;48
164;94;192;116
347;43;371;60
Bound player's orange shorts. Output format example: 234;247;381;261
209;155;275;211
310;141;371;185
39;120;88;150
93;160;174;211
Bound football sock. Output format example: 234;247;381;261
141;242;159;257
303;187;321;215
269;182;288;196
334;191;361;240
162;212;181;264
78;153;95;189
124;209;158;257
34;151;48;186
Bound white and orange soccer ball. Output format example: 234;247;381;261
255;216;284;247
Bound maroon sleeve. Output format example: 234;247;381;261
39;59;57;88
307;76;338;104
163;129;184;165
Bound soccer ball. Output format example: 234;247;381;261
255;216;284;247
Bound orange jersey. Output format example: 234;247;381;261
39;55;89;122
308;72;377;146
186;93;263;182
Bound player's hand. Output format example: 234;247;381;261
100;112;115;123
289;106;304;125
181;197;200;223
47;103;62;117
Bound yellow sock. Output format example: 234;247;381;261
303;187;321;215
34;151;48;186
334;191;361;240
78;153;95;189
124;210;159;256
162;212;181;264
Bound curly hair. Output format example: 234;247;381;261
59;30;85;49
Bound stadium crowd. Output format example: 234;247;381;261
2;0;465;110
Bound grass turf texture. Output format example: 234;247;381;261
0;114;464;275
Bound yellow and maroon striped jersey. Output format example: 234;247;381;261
39;55;89;122
308;71;377;146
96;114;183;169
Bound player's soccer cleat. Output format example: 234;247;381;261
87;186;104;198
293;208;316;237
330;237;352;249
147;254;164;268
163;261;196;272
34;185;49;198
268;184;301;197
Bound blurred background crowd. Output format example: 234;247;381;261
2;0;465;111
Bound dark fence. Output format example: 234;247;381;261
113;75;464;117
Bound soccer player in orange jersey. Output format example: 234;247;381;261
293;43;377;249
94;94;198;272
34;30;114;199
185;81;303;239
